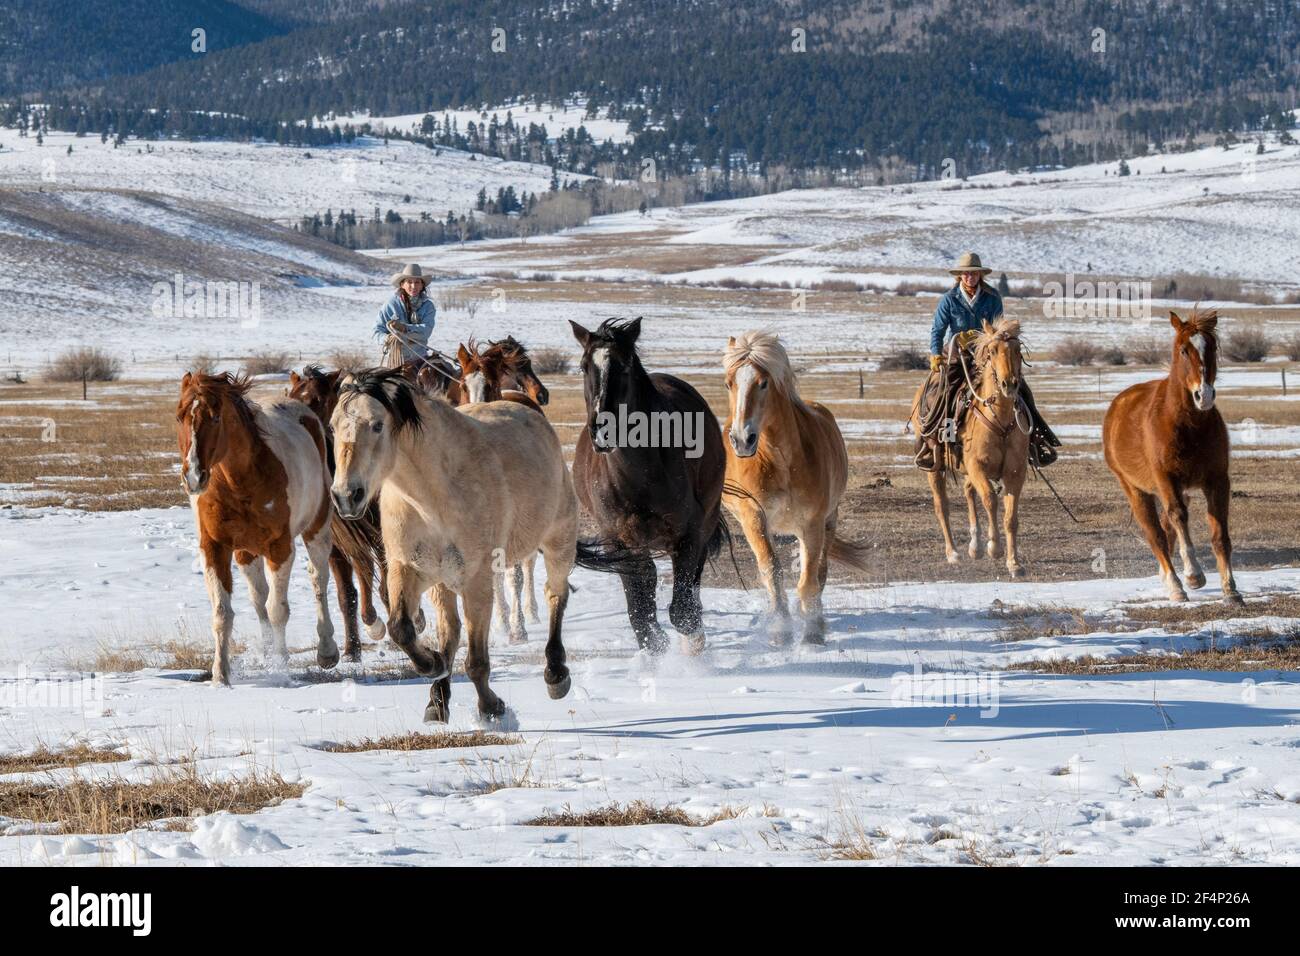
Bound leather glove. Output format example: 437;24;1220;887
929;354;943;372
954;329;980;349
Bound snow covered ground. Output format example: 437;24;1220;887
328;99;632;147
1;506;1298;866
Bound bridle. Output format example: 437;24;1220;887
955;335;1033;439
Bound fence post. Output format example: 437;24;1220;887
858;369;864;398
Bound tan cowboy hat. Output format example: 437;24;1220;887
948;251;992;276
390;263;432;289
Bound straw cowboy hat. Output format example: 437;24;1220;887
390;263;432;289
948;251;992;276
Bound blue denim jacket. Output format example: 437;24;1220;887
929;283;1003;355
374;292;436;361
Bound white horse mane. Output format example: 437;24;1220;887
724;330;800;399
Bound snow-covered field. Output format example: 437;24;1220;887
328;99;632;147
2;507;1298;866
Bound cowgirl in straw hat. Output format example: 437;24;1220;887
374;264;437;367
914;252;1058;471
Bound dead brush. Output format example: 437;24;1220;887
523;800;758;827
1120;593;1300;628
989;602;1090;641
460;742;547;794
320;730;522;753
1007;633;1300;674
0;743;128;774
0;763;303;835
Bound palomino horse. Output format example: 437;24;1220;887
570;317;728;655
910;319;1031;577
328;369;579;721
1103;310;1240;603
288;365;387;659
455;339;548;641
722;332;870;644
176;372;338;683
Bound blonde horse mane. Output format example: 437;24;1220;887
974;318;1022;368
724;331;800;400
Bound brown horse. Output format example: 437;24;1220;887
288;365;387;659
177;372;338;684
1103;310;1240;603
570;317;728;656
722;332;870;644
910;319;1031;577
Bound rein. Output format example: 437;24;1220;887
383;323;462;388
955;344;1032;440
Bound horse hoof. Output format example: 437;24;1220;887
802;632;826;647
644;633;670;656
546;673;572;700
317;646;340;670
423;701;449;724
508;630;528;646
365;618;386;641
947;551;960;565
1008;565;1024;579
1223;590;1245;606
680;633;706;656
1185;570;1207;590
343;643;362;664
479;697;507;721
1168;590;1189;603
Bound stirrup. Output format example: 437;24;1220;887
915;444;940;473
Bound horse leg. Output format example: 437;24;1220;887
493;568;510;636
523;553;540;623
539;536;574;699
928;469;960;564
1205;477;1242;604
329;547;360;661
386;561;448;678
619;556;666;654
354;555;386;642
795;519;828;645
1122;482;1185;601
1002;479;1025;579
425;584;461;723
202;540;235;686
1160;485;1206;590
235;549;273;652
732;498;791;643
507;564;528;645
462;576;506;720
963;477;980;559
669;539;705;656
975;477;1001;561
304;527;339;670
264;545;294;667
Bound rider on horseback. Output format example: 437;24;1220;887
374;263;437;367
914;252;1059;472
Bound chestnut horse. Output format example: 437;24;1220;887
288;365;387;658
909;318;1032;577
570;317;728;656
328;369;581;722
1103;310;1240;603
177;372;338;684
722;332;870;644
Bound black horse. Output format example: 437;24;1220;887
570;318;728;655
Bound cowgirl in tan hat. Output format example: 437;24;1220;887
374;263;437;366
915;252;1058;471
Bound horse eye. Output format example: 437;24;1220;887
759;381;768;390
371;421;383;433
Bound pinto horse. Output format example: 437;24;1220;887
328;369;581;722
177;372;338;684
910;318;1032;577
722;332;870;644
570;317;728;656
288;365;387;658
1103;310;1240;603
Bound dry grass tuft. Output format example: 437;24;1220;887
990;602;1090;641
523;800;755;827
1052;338;1099;366
327;346;373;373
877;346;930;371
1008;632;1300;674
241;351;291;376
0;744;128;774
320;730;522;753
1120;593;1300;627
81;638;236;675
1222;326;1271;363
0;765;303;835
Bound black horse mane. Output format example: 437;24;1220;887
340;367;424;432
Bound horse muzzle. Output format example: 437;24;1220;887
1191;383;1216;411
182;469;209;495
534;384;550;406
331;484;368;519
729;427;758;458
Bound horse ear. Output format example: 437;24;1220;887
288;371;300;388
457;343;471;366
1169;311;1185;331
981;319;994;335
568;320;591;348
727;336;736;349
625;317;643;343
181;371;192;389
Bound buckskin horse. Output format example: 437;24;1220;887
722;332;871;644
1103;310;1241;603
570;317;728;656
909;318;1032;577
288;365;387;659
328;368;583;722
177;372;338;684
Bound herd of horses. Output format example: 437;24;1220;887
175;309;1240;721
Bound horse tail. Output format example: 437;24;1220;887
574;538;656;575
828;533;873;574
330;503;384;586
